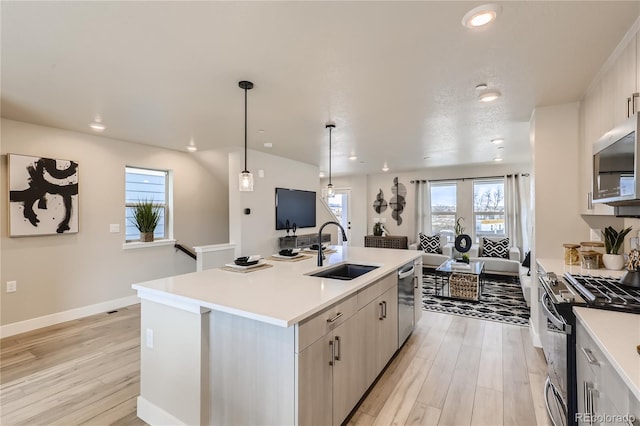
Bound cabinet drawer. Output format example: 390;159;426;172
576;319;605;380
357;272;395;310
296;295;357;352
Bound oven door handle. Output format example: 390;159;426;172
545;377;568;426
541;292;572;334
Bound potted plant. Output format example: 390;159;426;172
601;226;632;270
131;200;161;242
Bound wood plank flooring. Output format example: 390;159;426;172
1;306;549;426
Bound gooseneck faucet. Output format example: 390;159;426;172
317;221;348;266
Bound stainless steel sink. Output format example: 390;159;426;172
308;263;379;281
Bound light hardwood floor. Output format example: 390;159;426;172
1;306;549;426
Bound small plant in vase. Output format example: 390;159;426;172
601;226;632;270
131;199;161;242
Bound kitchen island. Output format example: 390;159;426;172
132;245;422;426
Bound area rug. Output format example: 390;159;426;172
422;272;530;326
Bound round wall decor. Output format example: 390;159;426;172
454;234;472;253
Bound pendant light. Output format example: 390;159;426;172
325;121;335;197
239;80;254;191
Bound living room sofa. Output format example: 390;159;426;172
408;234;454;269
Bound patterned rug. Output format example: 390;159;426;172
422;272;530;326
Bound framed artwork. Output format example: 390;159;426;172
8;154;79;237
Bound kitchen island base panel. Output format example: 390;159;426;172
138;300;210;426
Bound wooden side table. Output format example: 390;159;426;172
364;235;408;249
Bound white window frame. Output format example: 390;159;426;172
472;178;505;243
125;166;172;243
429;181;457;242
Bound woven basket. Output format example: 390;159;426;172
449;272;480;301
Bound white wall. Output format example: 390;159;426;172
0;119;228;327
228;150;335;257
532;103;590;259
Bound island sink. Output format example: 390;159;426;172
308;263;379;280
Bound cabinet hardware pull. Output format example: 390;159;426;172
581;347;599;365
633;93;639;116
587;191;593;210
629;97;632;118
329;340;334;366
334;336;341;361
414;275;419;289
379;302;384;320
383;301;387;318
326;312;343;323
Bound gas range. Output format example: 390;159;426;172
563;273;640;314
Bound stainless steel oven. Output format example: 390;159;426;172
539;272;584;426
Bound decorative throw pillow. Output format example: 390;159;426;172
419;232;442;254
482;237;510;258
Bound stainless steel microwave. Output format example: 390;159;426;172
593;114;639;205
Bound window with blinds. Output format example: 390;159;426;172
125;167;169;242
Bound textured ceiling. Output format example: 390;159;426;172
2;1;639;176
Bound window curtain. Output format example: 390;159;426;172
505;173;531;260
411;180;427;241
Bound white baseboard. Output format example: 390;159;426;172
137;396;186;426
529;317;542;348
0;295;140;338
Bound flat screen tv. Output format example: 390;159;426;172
275;187;316;230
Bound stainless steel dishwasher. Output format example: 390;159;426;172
397;262;415;346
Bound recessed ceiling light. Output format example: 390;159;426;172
263;142;273;148
493;157;503;162
349;154;357;161
462;4;502;28
186;145;198;152
479;90;501;102
382;163;389;172
475;83;488;91
89;122;106;132
319;171;325;178
491;138;504;144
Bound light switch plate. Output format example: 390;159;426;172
590;228;601;241
110;224;120;233
6;281;16;293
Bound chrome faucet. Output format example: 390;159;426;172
317;221;348;266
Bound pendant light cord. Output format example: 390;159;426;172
244;86;248;172
329;126;332;186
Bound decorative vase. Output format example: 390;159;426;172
140;232;154;242
602;253;624;270
373;223;383;236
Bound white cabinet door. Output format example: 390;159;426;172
297;334;333;426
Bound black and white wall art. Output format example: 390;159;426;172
8;154;79;237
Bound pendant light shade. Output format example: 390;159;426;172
326;122;335;197
239;80;254;191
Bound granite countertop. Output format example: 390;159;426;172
132;245;421;328
573;307;640;402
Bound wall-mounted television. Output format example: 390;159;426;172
275;187;316;230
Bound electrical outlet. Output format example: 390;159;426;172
6;281;16;293
109;224;120;233
146;328;154;349
590;228;602;241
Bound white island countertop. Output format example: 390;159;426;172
132;245;421;328
573;307;640;401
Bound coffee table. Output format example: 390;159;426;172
434;259;485;301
